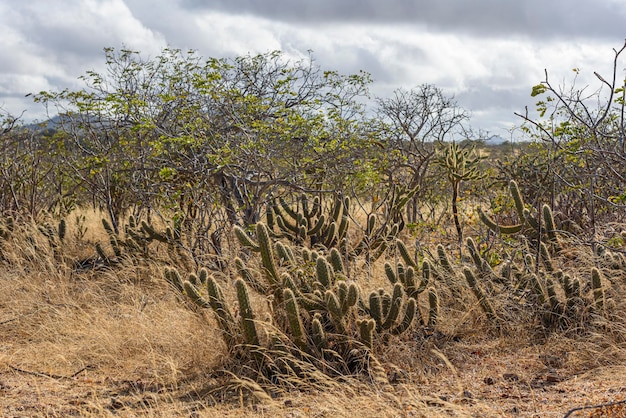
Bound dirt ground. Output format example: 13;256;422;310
2;335;626;417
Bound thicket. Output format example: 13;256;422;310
1;43;625;399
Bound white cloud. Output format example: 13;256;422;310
0;0;623;133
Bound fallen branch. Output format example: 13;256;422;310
8;364;92;380
563;398;626;417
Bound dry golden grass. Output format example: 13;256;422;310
1;209;626;417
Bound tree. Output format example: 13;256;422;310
515;40;626;239
435;141;484;256
35;48;378;232
375;85;469;224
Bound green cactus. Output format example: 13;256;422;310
396;239;418;269
95;242;112;265
561;274;581;313
509;180;526;219
391;297;416;335
164;267;184;293
235;278;260;347
315;256;335;289
101;218;122;257
311;315;327;352
183;280;210;308
234;225;261;252
478;180;527;235
591;267;605;312
427;287;439;327
384;262;397;284
325;290;346;334
358;319;376;349
540;242;556;273
234;257;267;294
141;220;169;243
255;222;280;288
328;247;344;274
436;244;454;274
206;276;239;351
478;208;523;234
283;288;307;352
542;204;560;250
463;267;497;321
366;283;413;334
270;193;346;248
466;237;482;269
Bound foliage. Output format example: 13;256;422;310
514;41;626;236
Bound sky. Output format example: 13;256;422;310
1;0;625;139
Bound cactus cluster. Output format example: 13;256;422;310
94;215;193;269
471;180;592;327
162;221;443;386
461;232;609;330
478;180;561;251
38;218;66;254
267;193;348;248
266;190;414;265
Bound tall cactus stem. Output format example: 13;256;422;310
428;287;439;327
283;288;307;352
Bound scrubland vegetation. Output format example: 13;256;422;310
1;42;625;417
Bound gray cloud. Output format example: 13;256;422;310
179;0;626;40
1;0;624;136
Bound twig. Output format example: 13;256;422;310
8;364;92;380
563;398;626;417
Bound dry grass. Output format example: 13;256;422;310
1;210;626;417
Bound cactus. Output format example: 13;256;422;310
311;314;327;352
463;267;497;321
283;288;307;352
102;218;122;257
384;262;425;300
540;242;556;273
235;278;260;346
427;287;439;327
396;239;418;269
206;276;239;351
365;283;415;335
384;262;397;284
542;204;561;251
234;225;261;252
141;220;169;243
183;280;210;308
478;180;526;235
466;237;482;269
255;222;280;288
358;319;376;349
328;247;344;274
234;257;267;294
478;182;562;255
315;256;335;289
270;193;345;248
391;297;416;335
591;267;605;312
325;290;346;334
436;244;454;274
164;267;184;293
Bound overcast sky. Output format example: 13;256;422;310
1;0;625;138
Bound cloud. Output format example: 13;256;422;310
0;0;623;135
178;0;626;40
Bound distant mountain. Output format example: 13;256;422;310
24;115;64;132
